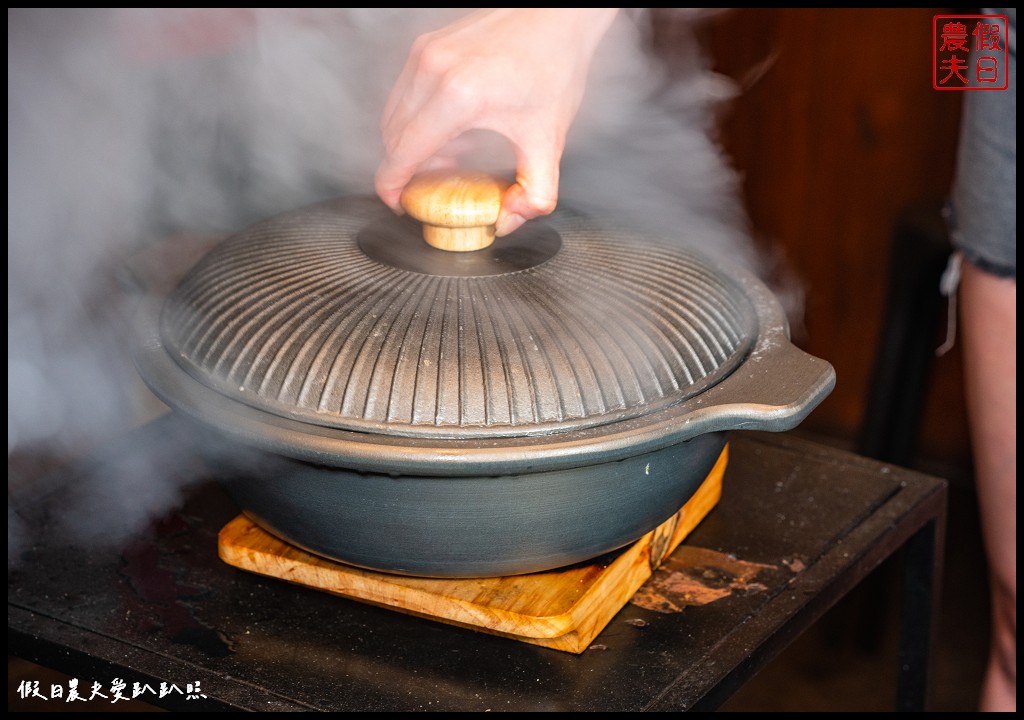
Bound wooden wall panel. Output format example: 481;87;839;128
659;9;971;468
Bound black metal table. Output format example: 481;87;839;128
8;418;947;712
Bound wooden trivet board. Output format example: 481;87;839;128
218;445;727;654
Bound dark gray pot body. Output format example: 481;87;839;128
210;430;727;578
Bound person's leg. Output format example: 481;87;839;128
959;261;1016;712
946;11;1016;708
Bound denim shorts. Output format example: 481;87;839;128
947;8;1017;279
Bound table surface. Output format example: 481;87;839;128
8;418;947;712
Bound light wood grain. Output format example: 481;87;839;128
399;169;510;251
219;445;727;653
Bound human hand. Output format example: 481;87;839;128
375;8;618;236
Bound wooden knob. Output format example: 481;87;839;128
399;169;510;252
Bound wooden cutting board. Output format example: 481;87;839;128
218;445;727;654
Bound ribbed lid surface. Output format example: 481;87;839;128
160;198;758;438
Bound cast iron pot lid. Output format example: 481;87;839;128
134;195;835;476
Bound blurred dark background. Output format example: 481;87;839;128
690;8;969;474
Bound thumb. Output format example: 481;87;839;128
495;142;561;237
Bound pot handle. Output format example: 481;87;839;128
677;335;837;437
400;169;511;252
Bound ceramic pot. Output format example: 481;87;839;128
133;171;835;577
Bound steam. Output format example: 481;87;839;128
563;11;756;268
8;9;784;564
